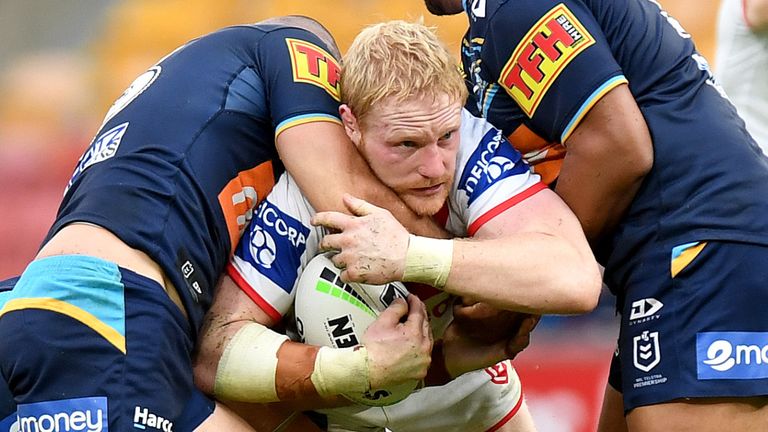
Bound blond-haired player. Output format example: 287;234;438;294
194;20;601;431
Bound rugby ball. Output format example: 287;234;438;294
294;252;419;406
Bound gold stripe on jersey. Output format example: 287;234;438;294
0;297;126;353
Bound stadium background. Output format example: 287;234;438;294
0;1;722;430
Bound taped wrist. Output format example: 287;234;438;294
402;235;453;288
310;346;370;397
214;322;289;402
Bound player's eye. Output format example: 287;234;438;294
440;131;454;140
400;140;417;148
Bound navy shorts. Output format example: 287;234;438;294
0;255;214;431
608;240;768;411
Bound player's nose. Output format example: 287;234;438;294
416;145;447;179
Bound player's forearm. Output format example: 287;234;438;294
746;0;768;30
195;319;352;408
442;234;601;314
274;341;349;409
279;122;448;238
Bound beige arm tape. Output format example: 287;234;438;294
402;235;454;288
310;346;370;397
214;321;289;402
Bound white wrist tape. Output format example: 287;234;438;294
402;235;453;288
214;322;289;402
310;345;370;397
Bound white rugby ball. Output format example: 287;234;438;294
294;252;419;406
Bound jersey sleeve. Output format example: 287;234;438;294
257;27;343;138
484;0;628;143
226;173;322;322
448;110;546;236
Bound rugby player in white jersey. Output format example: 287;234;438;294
194;20;601;431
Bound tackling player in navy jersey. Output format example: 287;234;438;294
422;0;768;430
0;16;437;431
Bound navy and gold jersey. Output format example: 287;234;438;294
461;0;768;290
45;23;343;332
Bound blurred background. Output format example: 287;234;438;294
0;1;722;430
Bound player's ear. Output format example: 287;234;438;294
339;104;362;147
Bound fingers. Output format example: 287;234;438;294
404;294;431;340
518;314;541;336
375;297;409;327
505;315;541;359
325;249;345;269
312;197;380;231
405;294;428;324
311;211;354;231
343;194;381;216
318;232;348;255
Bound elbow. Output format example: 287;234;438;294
623;139;653;182
577;271;602;314
558;265;602;315
635;145;654;178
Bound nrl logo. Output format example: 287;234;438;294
633;331;661;372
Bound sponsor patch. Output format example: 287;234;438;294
176;250;204;303
1;412;17;432
325;315;359;348
218;162;276;253
484;361;510;385
235;198;310;294
17;397;107;432
633;330;661;373
285;38;341;101
628;298;663;325
697;332;768;380
458;128;528;205
499;4;595;117
66;123;129;194
133;406;173;431
102;66;161;126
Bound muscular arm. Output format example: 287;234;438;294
745;0;768;30
443;188;602;314
314;190;602;314
194;275;343;410
195;273;431;410
277;122;449;238
554;84;653;243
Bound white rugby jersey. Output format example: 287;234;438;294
226;109;545;322
226;109;542;431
